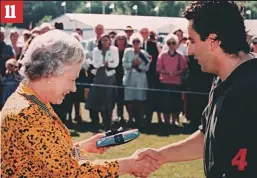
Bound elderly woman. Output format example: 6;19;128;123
123;33;150;128
157;33;188;126
1;30;158;177
86;33;119;131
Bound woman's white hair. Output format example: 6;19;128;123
129;32;143;45
19;29;85;81
165;33;179;44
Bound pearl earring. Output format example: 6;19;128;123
48;81;51;84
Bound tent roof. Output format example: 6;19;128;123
50;13;257;36
63;13;188;31
245;19;257;36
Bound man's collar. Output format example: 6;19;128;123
214;58;257;95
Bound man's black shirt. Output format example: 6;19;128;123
200;58;257;178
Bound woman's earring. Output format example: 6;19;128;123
48;81;51;84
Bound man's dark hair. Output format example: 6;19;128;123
54;22;64;30
75;28;83;35
183;1;250;55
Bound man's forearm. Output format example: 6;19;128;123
158;130;204;164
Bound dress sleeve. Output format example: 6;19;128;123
122;49;133;69
18;121;119;177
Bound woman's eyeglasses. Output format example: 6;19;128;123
132;40;140;44
167;41;177;46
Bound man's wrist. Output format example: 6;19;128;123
156;148;169;164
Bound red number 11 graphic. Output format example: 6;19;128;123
0;0;23;23
232;148;248;171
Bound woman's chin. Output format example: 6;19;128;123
50;97;64;105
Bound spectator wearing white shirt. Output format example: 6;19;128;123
86;33;119;131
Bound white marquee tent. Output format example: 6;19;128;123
49;13;256;39
49;13;188;39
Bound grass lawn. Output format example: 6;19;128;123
69;104;205;178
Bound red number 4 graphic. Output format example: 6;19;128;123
232;148;248;171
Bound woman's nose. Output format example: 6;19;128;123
71;83;77;93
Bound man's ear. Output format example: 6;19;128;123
208;33;220;52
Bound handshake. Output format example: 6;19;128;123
123;148;166;177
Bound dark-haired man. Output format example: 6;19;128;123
132;1;257;178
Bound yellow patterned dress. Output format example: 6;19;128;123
1;83;119;178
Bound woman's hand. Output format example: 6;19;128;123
104;61;108;67
160;70;169;75
117;149;162;177
84;88;90;99
133;58;141;67
168;72;175;76
79;133;109;154
148;55;153;62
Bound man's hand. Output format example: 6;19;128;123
78;133;109;154
123;148;163;177
129;148;165;177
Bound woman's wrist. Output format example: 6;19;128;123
117;157;134;175
74;141;84;151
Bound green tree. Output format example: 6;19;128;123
242;1;257;19
36;15;52;26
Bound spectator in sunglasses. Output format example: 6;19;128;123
123;33;150;128
124;26;134;45
156;34;188;126
161;29;188;56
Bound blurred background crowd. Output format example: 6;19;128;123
1;13;257;134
